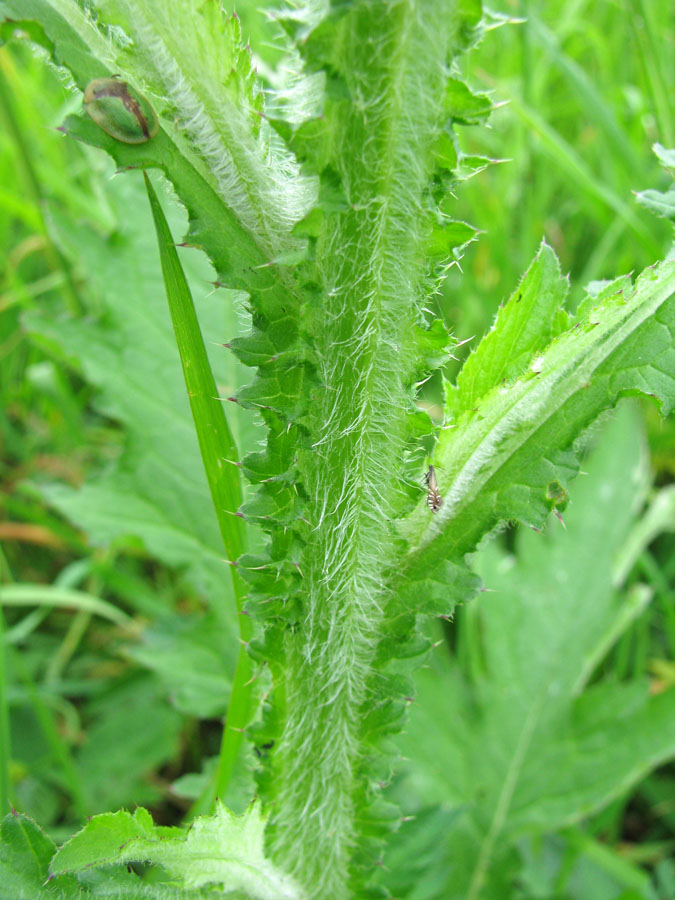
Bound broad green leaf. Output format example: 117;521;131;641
76;675;183;814
381;818;659;900
0;813;216;897
612;484;675;587
400;256;675;596
393;406;675;900
448;240;570;417
51;803;307;900
516;829;658;900
127;616;237;718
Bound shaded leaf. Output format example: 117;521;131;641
393;407;675;899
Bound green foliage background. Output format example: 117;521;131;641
0;1;674;899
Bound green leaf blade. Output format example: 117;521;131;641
144;172;255;807
401;257;675;594
50;804;307;900
394;407;675;900
451;240;570;416
144;172;246;566
0;812;79;897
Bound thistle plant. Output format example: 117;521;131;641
1;2;674;899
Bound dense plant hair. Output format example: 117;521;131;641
234;4;488;893
2;1;674;898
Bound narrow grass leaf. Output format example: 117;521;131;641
0;584;130;625
144;173;246;571
0;612;9;816
144;173;253;806
505;93;658;253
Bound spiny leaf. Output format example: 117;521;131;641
392;407;675;900
399;256;675;601
50;803;306;900
444;76;493;125
635;143;675;222
448;240;570;417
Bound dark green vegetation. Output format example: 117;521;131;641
0;2;674;899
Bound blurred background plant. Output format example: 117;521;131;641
0;0;673;896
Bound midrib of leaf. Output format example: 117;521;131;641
466;691;546;900
570;584;652;697
401;260;675;575
269;2;453;896
39;0;116;66
49;804;307;900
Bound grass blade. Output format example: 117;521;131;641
0;584;130;625
143;173;252;805
505;94;657;253
0;610;10;815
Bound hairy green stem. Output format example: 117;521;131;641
269;2;455;895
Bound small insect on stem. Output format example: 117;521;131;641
83;77;158;144
425;465;443;514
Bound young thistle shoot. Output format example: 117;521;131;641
425;464;443;513
83;78;158;144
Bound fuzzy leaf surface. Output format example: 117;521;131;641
0;0;313;269
636;188;675;221
635;143;675;222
